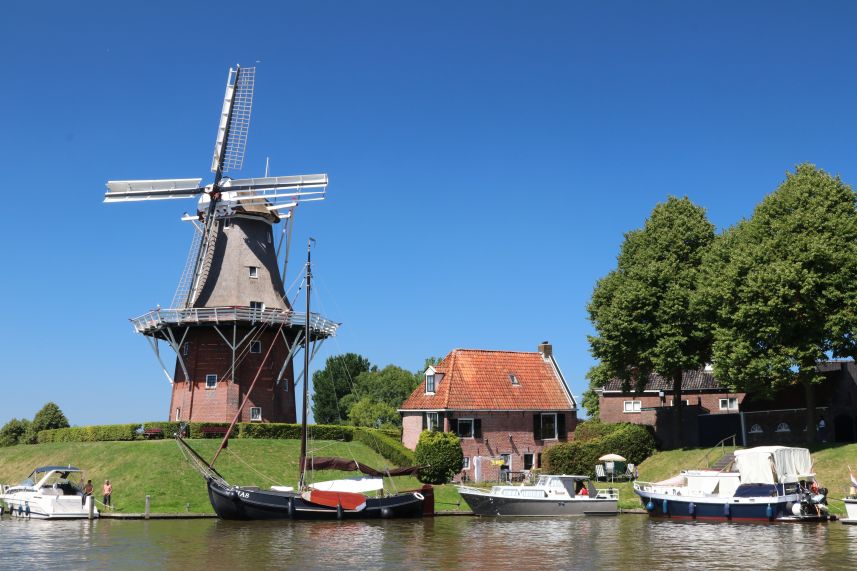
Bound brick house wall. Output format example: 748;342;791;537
169;327;296;423
402;410;577;482
599;391;745;425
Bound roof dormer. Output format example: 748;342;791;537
424;366;443;395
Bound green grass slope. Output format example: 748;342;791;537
0;439;450;513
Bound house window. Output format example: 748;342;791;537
719;398;738;411
250;340;262;354
749;424;764;434
426;412;440;432
509;373;519;385
670;399;690;406
776;422;791;433
248;266;259;279
523;453;534;471
182;342;189;356
541;413;558;440
623;400;642;413
205;374;217;389
456;418;474;438
425;373;436;394
462;457;470;470
175;408;181;421
250;407;262;421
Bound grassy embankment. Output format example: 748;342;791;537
0;439;464;513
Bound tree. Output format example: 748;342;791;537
588;196;715;446
31;402;70;434
311;353;371;424
580;363;613;419
347;397;400;429
414;430;464;484
707;164;857;443
0;418;32;447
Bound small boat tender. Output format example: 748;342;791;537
0;465;97;519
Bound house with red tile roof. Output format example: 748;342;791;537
398;342;577;483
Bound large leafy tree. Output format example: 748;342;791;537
707;164;857;443
31;402;70;433
0;418;32;447
588;196;715;444
344;365;422;428
311;353;371;424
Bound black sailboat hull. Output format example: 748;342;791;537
207;478;427;520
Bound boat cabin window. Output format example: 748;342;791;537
456;418;474;438
623;400;642;413
206;374;217;389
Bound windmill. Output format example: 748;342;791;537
105;66;338;423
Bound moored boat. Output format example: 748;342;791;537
0;466;98;519
843;497;857;525
634;446;831;522
458;474;618;516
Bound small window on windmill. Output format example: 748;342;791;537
250;301;264;311
509;373;520;386
249;266;259;279
182;343;190;356
250;340;261;354
205;374;217;389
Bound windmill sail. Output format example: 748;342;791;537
104;178;203;202
211;66;255;175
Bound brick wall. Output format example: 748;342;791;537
401;410;577;482
169;326;297;423
599;391;746;425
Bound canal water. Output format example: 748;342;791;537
1;515;855;570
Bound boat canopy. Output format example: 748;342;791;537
734;447;814;484
304;457;421;478
32;466;81;474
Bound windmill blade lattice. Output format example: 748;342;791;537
211;67;255;175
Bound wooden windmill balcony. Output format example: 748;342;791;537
130;306;339;339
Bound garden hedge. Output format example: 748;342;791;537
543;422;656;476
414;430;463;484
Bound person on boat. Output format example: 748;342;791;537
103;480;112;509
579;485;589;496
82;480;93;506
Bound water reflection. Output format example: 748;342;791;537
0;515;855;570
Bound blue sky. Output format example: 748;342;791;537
2;1;856;426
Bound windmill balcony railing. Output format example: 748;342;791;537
130;306;339;337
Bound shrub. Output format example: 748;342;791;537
573;419;623;442
543;422;656;476
38;424;139;443
414;430;463;484
353;427;415;467
0;418;32;447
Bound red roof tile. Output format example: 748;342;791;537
400;349;575;411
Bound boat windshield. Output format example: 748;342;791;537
536;476;550;487
40;471;84;494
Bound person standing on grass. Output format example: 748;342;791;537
103;480;112;509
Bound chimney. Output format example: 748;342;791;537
538;341;552;358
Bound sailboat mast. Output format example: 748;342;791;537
298;239;312;489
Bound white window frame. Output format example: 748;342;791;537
205;374;217;389
175;408;181;421
425;373;436;394
250;407;262;422
776;422;791;433
540;412;558;440
670;399;690;406
250;340;262;354
462;457;470;470
248;266;259;279
719;397;738;411
457;418;474;439
250;301;264;311
426;412;440;431
623;400;642;413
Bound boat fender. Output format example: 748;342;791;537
723;503;730;517
337;503;344;520
413;492;425;501
792;503;802;516
662;499;669;516
766;504;773;520
645;501;655;512
688;502;695;516
25;503;30;517
381;507;393;519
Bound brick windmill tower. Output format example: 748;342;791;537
104;66;338;423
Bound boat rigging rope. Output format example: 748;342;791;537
223;447;283;487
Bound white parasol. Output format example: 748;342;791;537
598;453;627;462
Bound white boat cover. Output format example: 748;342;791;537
734;446;814;484
309;478;384;494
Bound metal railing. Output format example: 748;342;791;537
695;434;737;470
130;306;339;338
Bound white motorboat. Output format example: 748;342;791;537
0;465;98;519
843;497;857;524
458;474;618;516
